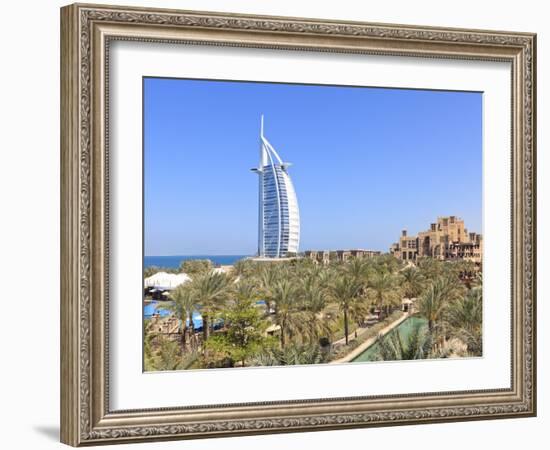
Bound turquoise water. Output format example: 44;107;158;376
144;300;204;328
143;301;173;319
143;300;230;330
144;255;248;269
351;316;428;362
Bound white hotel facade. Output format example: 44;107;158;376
251;116;300;258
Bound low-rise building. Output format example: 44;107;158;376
304;249;381;264
304;250;331;265
390;216;482;264
147;315;182;344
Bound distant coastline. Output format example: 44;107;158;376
144;255;249;269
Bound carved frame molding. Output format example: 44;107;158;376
60;3;536;446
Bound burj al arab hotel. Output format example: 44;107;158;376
251;116;300;258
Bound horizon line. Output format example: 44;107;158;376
144;249;388;258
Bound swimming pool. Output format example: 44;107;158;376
143;301;221;330
143;301;172;319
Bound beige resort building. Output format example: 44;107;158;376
390;216;482;264
304;249;381;265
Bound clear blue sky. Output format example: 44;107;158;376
144;77;482;256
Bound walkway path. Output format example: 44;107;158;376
330;312;409;364
332;321;377;347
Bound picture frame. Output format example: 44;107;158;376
60;2;536;446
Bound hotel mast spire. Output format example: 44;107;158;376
251;115;300;258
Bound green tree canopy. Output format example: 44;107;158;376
179;259;213;276
205;282;272;367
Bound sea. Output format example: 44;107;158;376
144;255;249;269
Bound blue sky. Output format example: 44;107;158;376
144;77;482;256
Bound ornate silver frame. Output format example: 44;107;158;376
60;3;536;446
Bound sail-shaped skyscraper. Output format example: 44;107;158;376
251;116;300;258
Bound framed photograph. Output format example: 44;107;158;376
60;3;536;446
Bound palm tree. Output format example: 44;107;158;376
270;279;305;348
231;279;262;304
375;323;432;361
345;257;369;285
170;284;197;352
417;276;464;335
153;337;199;371
192;271;231;342
446;288;483;355
317;265;334;288
257;264;283;315
347;295;371;338
368;272;401;317
400;266;425;299
233;258;259;278
299;276;332;344
154;338;183;371
417;257;445;282
373;254;402;275
328;276;362;345
472;270;483;289
179;259;214;276
253;343;328;366
143;319;157;371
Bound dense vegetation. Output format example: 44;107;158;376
144;255;482;371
